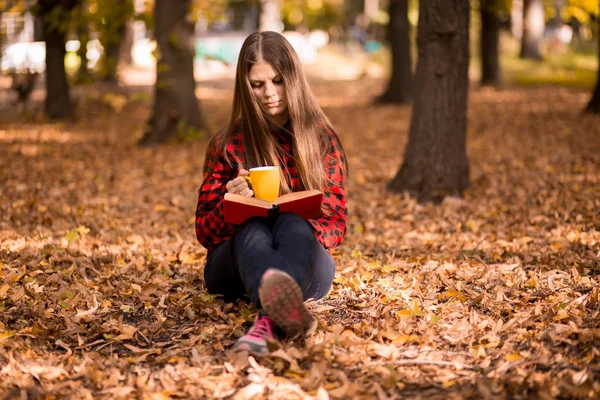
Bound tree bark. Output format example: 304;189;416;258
37;0;79;119
520;0;544;60
480;0;501;86
41;12;73;119
76;0;92;84
120;19;135;66
511;0;523;41
0;11;3;70
101;24;125;82
259;0;282;32
377;0;412;104
140;0;207;145
388;0;470;203
585;14;600;113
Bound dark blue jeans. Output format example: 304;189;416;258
204;213;335;308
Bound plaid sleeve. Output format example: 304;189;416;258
307;128;347;249
195;138;236;251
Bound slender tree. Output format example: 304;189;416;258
388;0;470;203
92;0;134;82
75;0;92;83
377;0;412;104
139;0;207;145
520;0;544;60
511;0;523;41
120;19;134;66
480;0;501;85
585;5;600;113
36;0;80;119
0;2;6;68
259;0;282;32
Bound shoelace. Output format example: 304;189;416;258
247;316;272;339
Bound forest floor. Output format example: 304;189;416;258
0;77;599;399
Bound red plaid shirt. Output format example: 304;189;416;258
196;121;347;253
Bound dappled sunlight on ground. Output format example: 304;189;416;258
0;79;599;398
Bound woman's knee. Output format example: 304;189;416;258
275;212;305;225
273;212;314;237
235;217;272;250
306;248;335;300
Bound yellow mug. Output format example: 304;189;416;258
244;166;280;202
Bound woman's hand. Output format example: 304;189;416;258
226;169;254;197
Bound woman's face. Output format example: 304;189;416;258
248;59;289;126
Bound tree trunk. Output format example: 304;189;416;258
520;0;544;60
511;0;523;41
76;26;90;82
377;0;412;104
139;0;207;145
42;15;73;119
259;0;282;32
585;15;600;113
76;0;92;84
388;0;470;203
120;19;135;66
101;25;125;82
480;0;501;86
0;12;3;71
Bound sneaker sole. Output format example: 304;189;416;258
258;269;316;338
233;339;269;357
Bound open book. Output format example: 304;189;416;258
223;190;323;225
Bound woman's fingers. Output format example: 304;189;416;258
226;169;252;195
226;176;250;194
240;188;254;197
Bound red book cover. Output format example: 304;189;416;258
277;190;323;220
223;190;322;225
223;194;271;225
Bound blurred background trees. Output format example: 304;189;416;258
89;0;134;82
1;0;600;199
480;0;503;85
387;0;470;202
35;0;80;119
377;0;412;104
3;0;599;114
521;0;545;59
139;0;207;145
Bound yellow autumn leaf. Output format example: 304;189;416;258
145;392;170;400
380;329;401;341
0;284;9;298
465;219;480;232
395;309;413;318
518;236;534;245
438;289;468;302
526;277;539;288
505;354;522;362
391;335;420;345
554;310;569;321
381;264;398;273
349;273;365;288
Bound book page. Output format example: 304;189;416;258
275;190;322;205
224;193;273;209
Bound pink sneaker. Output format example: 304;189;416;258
258;269;316;338
233;314;275;356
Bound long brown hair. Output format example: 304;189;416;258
215;31;346;193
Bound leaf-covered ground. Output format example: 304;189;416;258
1;79;599;399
